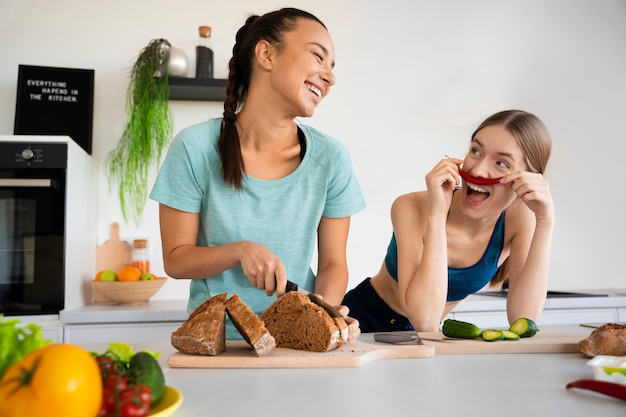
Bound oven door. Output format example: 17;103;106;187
0;170;65;315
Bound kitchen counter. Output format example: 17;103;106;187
60;300;189;324
79;325;625;417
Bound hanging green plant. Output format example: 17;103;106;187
106;38;174;225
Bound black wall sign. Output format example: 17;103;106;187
13;65;94;155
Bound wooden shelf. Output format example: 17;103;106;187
168;77;227;101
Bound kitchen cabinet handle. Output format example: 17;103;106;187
0;178;52;187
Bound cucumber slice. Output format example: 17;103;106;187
481;329;505;342
509;317;539;337
501;330;521;341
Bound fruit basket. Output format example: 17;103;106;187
93;277;167;306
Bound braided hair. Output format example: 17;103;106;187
219;8;326;189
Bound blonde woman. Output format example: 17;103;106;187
343;110;553;332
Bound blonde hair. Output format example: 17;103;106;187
474;110;552;287
471;110;552;174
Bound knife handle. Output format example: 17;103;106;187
285;280;299;293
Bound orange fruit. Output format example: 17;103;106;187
94;270;103;281
118;265;141;281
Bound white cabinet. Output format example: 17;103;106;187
60;300;189;344
451;294;626;328
11;315;64;343
64;322;183;344
538;308;618;325
41;325;64;343
51;295;626;343
450;311;509;328
452;307;619;328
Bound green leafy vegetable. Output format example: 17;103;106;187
0;315;52;378
106;341;136;363
92;341;160;370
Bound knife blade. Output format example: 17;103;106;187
285;280;343;319
374;332;457;344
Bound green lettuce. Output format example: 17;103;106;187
94;341;160;369
0;315;52;378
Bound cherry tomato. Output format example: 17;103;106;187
96;356;117;379
135;384;153;407
120;398;149;417
104;374;128;392
99;386;117;415
119;384;152;409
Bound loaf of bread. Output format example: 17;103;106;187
171;292;227;356
578;323;626;357
261;292;348;352
172;291;348;356
226;294;276;357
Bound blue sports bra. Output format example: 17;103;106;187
384;211;505;301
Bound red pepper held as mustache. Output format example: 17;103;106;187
566;379;626;402
458;168;502;186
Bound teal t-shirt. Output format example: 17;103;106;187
150;118;366;338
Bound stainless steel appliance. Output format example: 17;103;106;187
0;136;96;316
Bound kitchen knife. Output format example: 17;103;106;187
285;280;344;319
374;333;457;344
374;333;418;344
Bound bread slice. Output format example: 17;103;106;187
226;294;276;357
261;292;348;352
578;323;626;357
171;292;227;356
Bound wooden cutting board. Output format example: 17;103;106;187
416;331;585;354
168;339;435;368
94;222;132;302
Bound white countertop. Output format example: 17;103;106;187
60;300;189;324
78;325;625;417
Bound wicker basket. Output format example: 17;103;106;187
93;277;166;306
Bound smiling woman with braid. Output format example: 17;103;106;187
150;8;365;340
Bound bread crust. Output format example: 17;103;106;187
171;293;228;356
226;294;276;357
261;292;348;352
578;323;626;357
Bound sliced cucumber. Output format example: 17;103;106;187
509;317;539;337
441;319;481;339
501;330;521;341
481;329;505;342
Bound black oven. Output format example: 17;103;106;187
0;142;68;315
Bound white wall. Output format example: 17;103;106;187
1;0;625;302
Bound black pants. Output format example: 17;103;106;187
342;278;414;333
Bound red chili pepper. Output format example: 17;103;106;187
458;168;502;186
566;379;626;402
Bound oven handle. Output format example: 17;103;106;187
0;178;52;187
